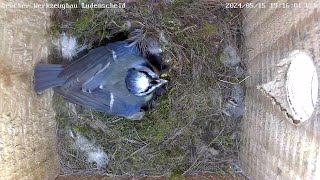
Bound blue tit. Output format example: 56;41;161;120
34;41;168;120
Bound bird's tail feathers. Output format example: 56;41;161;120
34;64;65;93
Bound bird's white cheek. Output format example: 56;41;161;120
136;77;150;90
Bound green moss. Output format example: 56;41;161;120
154;130;165;142
50;25;60;39
73;124;92;135
53;95;72;128
73;9;95;32
56;115;69;128
92;111;114;121
199;23;217;37
169;169;185;180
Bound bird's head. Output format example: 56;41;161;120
125;65;168;96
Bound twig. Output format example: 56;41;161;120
121;143;149;162
218;75;250;85
208;127;225;147
174;25;197;35
162;115;195;144
183;155;203;175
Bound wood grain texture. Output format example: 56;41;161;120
241;0;320;179
0;0;60;179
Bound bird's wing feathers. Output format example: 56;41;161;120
59;42;140;92
54;87;141;116
54;42;147;116
59;41;139;79
59;46;114;80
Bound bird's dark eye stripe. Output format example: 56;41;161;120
143;84;153;93
150;80;157;84
138;70;153;79
137;70;157;93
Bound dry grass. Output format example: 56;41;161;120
51;0;246;177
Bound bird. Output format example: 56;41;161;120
34;41;168;120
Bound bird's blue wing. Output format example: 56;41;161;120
58;42;141;92
59;41;139;80
93;89;142;116
59;46;114;80
54;87;142;117
53;41;145;116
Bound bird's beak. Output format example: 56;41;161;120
156;79;168;85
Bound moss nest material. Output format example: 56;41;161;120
51;0;246;177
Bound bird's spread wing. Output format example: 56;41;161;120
54;87;141;116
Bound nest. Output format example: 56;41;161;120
51;0;247;177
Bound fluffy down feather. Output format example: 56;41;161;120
57;33;87;60
70;130;108;169
60;33;77;60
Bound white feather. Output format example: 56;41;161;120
147;38;163;55
221;45;241;68
148;46;163;55
110;93;114;111
71;131;108;169
60;33;77;60
56;32;87;60
87;149;108;169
